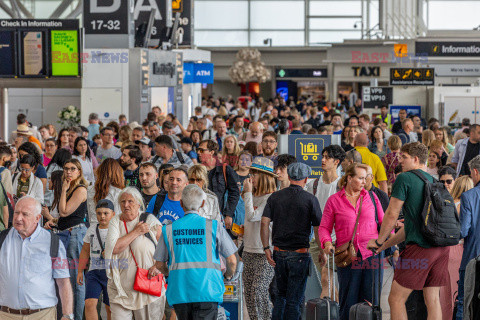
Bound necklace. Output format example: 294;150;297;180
345;191;361;197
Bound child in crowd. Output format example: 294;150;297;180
426;151;442;179
92;134;102;150
180;137;198;164
77;199;115;320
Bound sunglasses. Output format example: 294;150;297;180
440;179;453;184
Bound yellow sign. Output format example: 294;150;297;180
299;142;319;161
224;285;234;295
172;0;183;12
394;44;408;57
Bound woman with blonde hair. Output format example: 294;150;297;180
218;106;228;118
115;125;133;148
187;164;222;221
222;135;241;168
87;158;125;224
435;127;454;153
242;157;277;320
320;163;385;320
422;129;436;149
439;175;474;320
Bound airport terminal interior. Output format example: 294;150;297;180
1;0;480;320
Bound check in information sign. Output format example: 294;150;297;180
288;135;331;178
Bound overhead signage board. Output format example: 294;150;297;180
430;64;480;77
173;0;192;46
0;19;79;29
277;68;328;78
84;0;130;34
362;87;393;109
21;31;46;76
0;31;16;77
51;30;79;77
183;62;214;84
288;135;331;178
390;68;434;86
416;41;480;57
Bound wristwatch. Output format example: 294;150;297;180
263;246;270;251
62;314;74;320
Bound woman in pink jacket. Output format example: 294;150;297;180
319;163;385;320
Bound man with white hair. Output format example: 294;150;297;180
0;196;74;319
152;184;238;320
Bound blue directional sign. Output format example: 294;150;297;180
183;62;214;84
288;135;332;178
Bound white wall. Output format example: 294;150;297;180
211;81;240;99
430;86;480;125
7;88;81;140
392;86;429;117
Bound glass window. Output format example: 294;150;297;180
250;31;304;46
309;18;359;30
33;1;63;19
309;30;361;44
428;1;480;30
250;1;304;29
194;31;249;46
195;1;248;29
309;1;361;16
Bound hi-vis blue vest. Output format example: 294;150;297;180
163;213;224;305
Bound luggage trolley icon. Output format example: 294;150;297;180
299;142;319;161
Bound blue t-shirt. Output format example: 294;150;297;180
35;164;47;179
187;150;198;161
146;194;184;225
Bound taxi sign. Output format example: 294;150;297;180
288;135;331;178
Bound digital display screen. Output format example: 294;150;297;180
22;31;45;76
51;30;79;76
0;31;16;76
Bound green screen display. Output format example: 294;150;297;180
51;30;79;76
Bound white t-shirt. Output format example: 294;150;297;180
306;175;340;242
83;224;109;271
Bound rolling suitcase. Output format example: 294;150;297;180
306;255;340;320
349;252;382;320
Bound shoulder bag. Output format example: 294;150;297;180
334;196;363;268
123;219;163;297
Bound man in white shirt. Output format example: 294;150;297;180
306;145;346;300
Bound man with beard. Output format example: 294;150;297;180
139;162;162;207
119;145;142;189
146;167;189;225
197;139;239;230
260;131;278;161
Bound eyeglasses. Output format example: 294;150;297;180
440;179;453;184
262;139;277;144
64;166;78;172
20;168;31;172
189;178;203;183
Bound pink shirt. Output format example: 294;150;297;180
319;188;385;260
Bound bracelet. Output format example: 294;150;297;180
263;246;270;251
375;239;383;247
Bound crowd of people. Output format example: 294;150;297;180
0;94;479;320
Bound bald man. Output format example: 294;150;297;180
354;132;388;193
240;122;264;145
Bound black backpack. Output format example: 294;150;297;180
410;169;460;247
0;227;60;258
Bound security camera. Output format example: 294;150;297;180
354;23;357;29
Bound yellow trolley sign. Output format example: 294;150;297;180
289;135;331;178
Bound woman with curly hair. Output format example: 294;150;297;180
86;158;125;224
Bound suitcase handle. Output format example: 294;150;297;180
327;250;336;301
370;249;382;309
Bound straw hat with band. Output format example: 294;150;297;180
248;156;278;178
15;125;32;136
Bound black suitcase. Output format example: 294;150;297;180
349;252;382;320
306;256;340;320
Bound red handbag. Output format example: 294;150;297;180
123;220;163;297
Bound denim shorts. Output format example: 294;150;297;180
85;269;110;306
